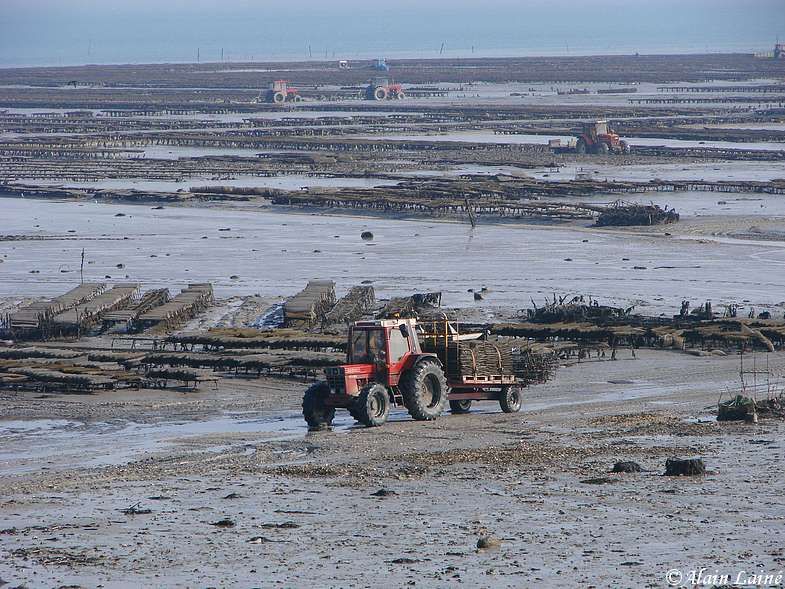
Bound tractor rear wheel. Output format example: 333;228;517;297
499;386;522;413
401;360;448;421
449;399;472;414
354;383;390;427
575;139;587;154
273;92;286;104
302;381;335;431
373;87;388;101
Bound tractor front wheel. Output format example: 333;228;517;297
373;87;388;101
597;142;610;155
354;383;390;427
401;360;448;421
303;381;335;431
449;399;472;414
499;386;522;413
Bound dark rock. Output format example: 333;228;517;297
476;536;502;550
371;488;397;497
664;458;705;476
611;461;642;473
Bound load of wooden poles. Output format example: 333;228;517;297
441;339;559;386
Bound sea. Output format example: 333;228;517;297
0;0;783;68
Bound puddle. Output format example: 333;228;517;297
0;411;355;475
0;419;79;435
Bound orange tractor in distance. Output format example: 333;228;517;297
575;120;630;154
365;77;405;100
302;318;523;429
263;80;302;104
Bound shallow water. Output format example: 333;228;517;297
525;161;785;183
574;190;785;218
15;175;399;192
361;130;785;152
2;198;785;314
0;411;357;475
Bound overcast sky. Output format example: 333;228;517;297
1;0;782;66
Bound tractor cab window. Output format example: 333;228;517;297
350;330;368;363
388;327;410;363
350;329;386;363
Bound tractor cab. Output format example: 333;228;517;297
326;319;424;398
582;120;611;141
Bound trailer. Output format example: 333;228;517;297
302;318;542;429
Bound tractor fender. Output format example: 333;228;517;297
402;353;442;372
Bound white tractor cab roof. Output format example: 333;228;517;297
353;318;483;342
354;318;418;329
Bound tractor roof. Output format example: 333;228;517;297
354;318;417;328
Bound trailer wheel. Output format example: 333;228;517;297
575;139;587;154
354;383;390;427
303;381;335;431
499;386;522;413
401;360;448;421
449;399;472;414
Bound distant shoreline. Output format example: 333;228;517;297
0;49;772;71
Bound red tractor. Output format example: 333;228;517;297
365;77;405;101
575;120;630;155
263;80;302;104
302;318;523;430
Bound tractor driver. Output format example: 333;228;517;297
368;329;387;364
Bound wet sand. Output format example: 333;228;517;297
1;350;783;587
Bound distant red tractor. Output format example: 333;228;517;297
263;80;302;104
366;77;405;101
302;318;523;430
575;120;630;155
